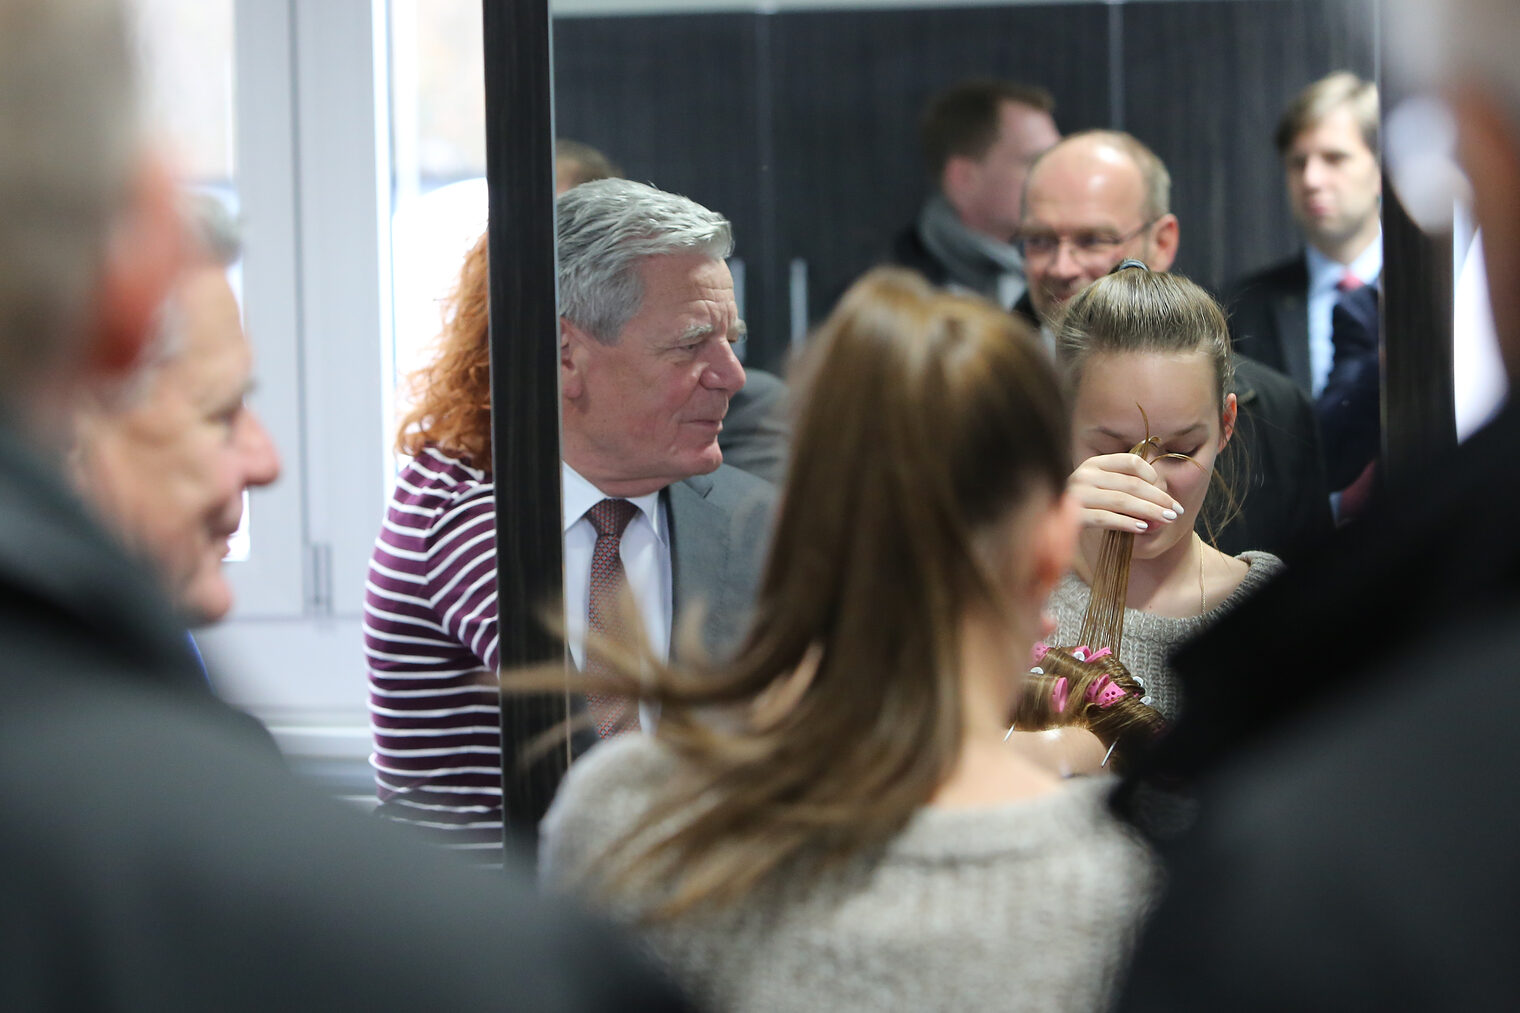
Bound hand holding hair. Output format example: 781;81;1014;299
1068;453;1186;533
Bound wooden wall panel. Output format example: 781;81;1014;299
768;4;1113;339
1122;0;1377;292
551;15;772;358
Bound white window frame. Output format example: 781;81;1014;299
201;0;394;760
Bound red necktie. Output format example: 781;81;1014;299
1337;270;1364;293
585;498;640;737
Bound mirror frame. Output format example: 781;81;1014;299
482;0;1458;850
483;0;569;837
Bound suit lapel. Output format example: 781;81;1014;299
1273;291;1312;393
664;473;730;658
1274;257;1313;393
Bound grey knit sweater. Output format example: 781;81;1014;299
540;735;1157;1012
1047;550;1284;722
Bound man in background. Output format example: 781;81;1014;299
1117;3;1520;1006
367;179;776;851
1018;130;1332;561
554;142;791;482
1231;73;1383;508
1228;73;1382;397
888;78;1059;309
71;193;279;626
0;1;685;1007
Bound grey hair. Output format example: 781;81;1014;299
0;0;141;398
180;191;242;269
99;192;241;410
556;178;733;343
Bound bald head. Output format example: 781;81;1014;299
1020;131;1179;325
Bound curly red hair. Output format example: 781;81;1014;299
397;230;494;471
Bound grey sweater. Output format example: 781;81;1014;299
1047;550;1284;722
541;735;1157;1012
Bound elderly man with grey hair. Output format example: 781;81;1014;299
0;0;690;1007
71;193;280;626
1115;2;1520;1009
366;178;775;855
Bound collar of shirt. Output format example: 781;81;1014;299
560;463;667;544
1306;230;1384;295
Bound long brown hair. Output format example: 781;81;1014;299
586;267;1070;918
396;230;493;471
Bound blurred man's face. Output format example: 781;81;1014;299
950;101;1060;243
560;252;746;497
78;267;281;623
1021;139;1177;324
1284;106;1382;258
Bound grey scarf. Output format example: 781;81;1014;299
916;193;1027;309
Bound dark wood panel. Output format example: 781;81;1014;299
482;0;569;839
769;4;1114;331
551;15;774;363
1122;0;1377;293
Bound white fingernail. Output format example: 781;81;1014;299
1135;520;1149;531
1172;502;1185;514
1162;509;1178;521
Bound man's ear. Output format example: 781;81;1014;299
560;317;588;399
89;153;184;379
941;155;980;213
1219;391;1239;450
1147;214;1180;272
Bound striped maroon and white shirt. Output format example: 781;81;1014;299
365;446;504;858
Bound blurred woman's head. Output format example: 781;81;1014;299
597;267;1075;916
1056;266;1237;556
765;266;1072;672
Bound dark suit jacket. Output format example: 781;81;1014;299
1117;401;1520;1011
1211;354;1334;562
1227;255;1312;392
0;426;689;1011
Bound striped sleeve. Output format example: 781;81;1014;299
364;448;504;860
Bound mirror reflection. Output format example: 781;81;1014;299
372;0;1382;852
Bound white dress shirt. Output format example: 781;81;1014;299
561;463;672;729
1306;234;1383;397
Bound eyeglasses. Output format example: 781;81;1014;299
1018;216;1162;264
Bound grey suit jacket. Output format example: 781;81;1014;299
1226;255;1312;393
564;465;774;758
665;462;777;662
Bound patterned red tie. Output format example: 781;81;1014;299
584;498;641;737
1337;270;1364;293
